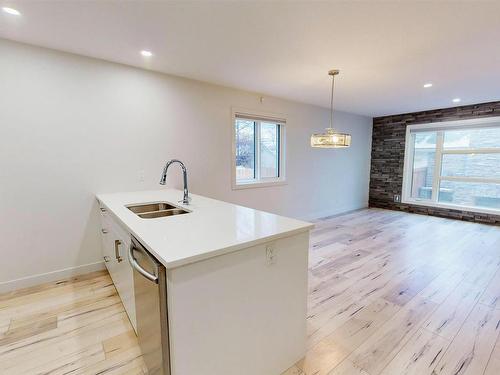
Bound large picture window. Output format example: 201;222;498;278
402;117;500;213
232;111;286;189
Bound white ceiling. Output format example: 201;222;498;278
2;1;500;117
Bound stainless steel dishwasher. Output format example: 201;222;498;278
129;236;170;375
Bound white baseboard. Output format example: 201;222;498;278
298;203;368;222
0;261;105;294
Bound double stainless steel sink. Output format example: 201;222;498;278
127;202;189;219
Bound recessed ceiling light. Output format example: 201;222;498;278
140;50;153;57
2;7;21;16
452;98;461;103
423;83;433;88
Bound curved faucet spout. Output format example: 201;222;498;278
159;159;190;205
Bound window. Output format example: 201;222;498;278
232;111;285;189
402;117;500;214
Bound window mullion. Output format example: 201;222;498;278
408;133;417;199
431;131;444;202
255;121;261;180
441;147;500;155
277;125;281;178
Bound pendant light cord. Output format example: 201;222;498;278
330;73;335;129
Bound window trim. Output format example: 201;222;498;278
231;108;287;190
402;116;500;215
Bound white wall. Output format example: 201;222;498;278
0;39;372;290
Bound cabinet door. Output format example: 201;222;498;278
110;220;137;333
98;206;137;333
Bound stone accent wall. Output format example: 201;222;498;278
369;100;500;225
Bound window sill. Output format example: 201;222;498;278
401;198;500;216
232;179;287;190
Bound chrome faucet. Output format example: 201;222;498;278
159;159;190;205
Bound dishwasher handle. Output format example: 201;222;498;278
129;243;159;284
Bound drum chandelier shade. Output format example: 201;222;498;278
311;70;352;148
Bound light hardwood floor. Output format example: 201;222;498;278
1;208;499;375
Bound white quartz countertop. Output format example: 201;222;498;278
96;189;313;269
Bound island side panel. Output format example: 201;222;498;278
166;231;310;375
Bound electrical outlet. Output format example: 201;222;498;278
266;245;276;265
138;170;145;183
394;194;401;203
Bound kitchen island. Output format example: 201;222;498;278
96;189;312;375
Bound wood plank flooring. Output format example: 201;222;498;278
1;208;499;375
286;208;500;375
0;271;147;374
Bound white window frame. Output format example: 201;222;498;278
402;116;500;215
231;108;286;190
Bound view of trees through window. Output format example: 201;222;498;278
235;118;281;184
235;120;255;180
408;125;500;211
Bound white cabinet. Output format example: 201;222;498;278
99;205;137;332
166;232;309;375
109;217;137;331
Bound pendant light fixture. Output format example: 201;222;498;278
311;70;352;148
